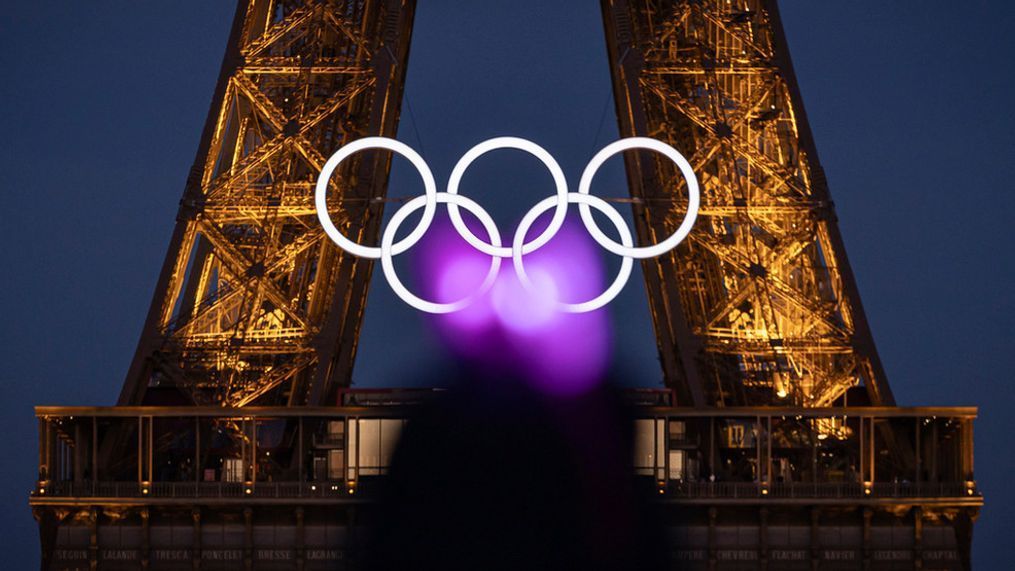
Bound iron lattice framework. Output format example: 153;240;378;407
602;0;895;408
29;4;982;570
120;0;416;407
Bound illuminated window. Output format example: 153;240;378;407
222;458;244;483
634;419;666;479
347;419;405;478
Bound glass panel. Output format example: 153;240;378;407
669;450;685;481
634;419;655;475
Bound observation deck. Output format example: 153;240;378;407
30;391;980;570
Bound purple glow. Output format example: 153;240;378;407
411;212;613;397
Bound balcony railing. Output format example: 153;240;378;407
40;481;357;500
31;403;979;506
35;479;976;502
663;481;975;500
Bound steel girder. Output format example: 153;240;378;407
601;0;894;408
119;0;417;407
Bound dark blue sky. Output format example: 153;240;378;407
2;1;1013;567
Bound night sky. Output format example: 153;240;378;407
2;1;1013;567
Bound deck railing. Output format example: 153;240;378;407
37;479;976;501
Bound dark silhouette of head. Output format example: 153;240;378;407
364;371;668;571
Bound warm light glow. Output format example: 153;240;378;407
813;417;851;441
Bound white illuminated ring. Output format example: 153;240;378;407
446;137;569;258
314;136;699;314
513;194;634;313
380;193;502;314
315;137;438;259
577;137;699;259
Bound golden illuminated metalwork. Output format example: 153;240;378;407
120;0;416;407
29;3;982;569
602;0;894;408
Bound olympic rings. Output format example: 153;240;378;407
513;193;634;313
315;137;438;259
578;137;700;259
447;137;568;258
381;193;502;314
314;136;699;314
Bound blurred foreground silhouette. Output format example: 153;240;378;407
364;371;669;571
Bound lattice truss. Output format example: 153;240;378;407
610;0;882;407
131;0;412;406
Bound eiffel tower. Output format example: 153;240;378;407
31;1;980;569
